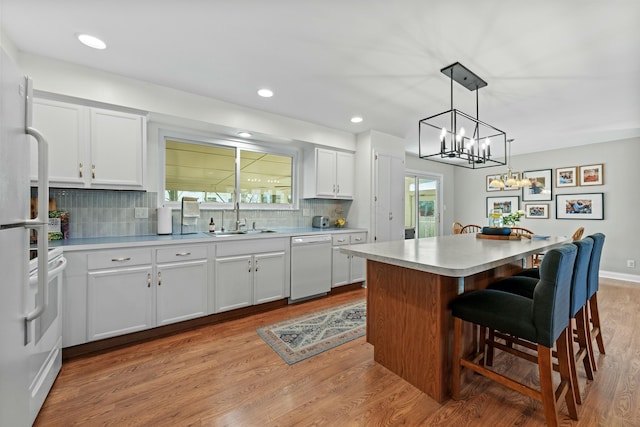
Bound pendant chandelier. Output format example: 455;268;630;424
419;62;507;169
488;139;531;189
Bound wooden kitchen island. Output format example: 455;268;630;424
340;233;569;403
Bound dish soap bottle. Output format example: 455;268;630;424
209;217;216;233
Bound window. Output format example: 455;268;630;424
164;138;295;209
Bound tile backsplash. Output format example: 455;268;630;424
42;188;352;238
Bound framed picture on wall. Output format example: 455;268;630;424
555;166;578;188
524;203;549;219
486;174;503;192
579;164;604;186
556;193;604;220
486;195;519;217
522;169;552;201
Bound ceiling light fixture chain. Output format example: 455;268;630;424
419;62;507;169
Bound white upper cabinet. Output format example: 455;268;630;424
89;108;146;188
31;98;146;190
303;147;354;199
30;99;85;186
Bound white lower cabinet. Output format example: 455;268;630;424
87;265;154;341
84;245;210;343
331;232;367;288
214;255;253;312
156;246;208;326
215;238;289;313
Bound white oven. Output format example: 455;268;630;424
26;247;66;424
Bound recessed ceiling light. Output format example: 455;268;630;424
238;132;252;138
77;34;107;50
257;88;274;98
350;116;363;123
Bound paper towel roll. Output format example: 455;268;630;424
157;207;173;235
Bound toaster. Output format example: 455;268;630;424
312;216;330;228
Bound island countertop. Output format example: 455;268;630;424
341;233;570;277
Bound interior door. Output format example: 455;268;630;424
374;153;404;242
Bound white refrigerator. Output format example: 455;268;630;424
0;47;55;426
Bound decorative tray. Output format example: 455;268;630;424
476;233;521;240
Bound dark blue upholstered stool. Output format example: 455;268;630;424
586;234;606;359
450;244;578;427
487;237;595;404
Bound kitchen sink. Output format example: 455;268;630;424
201;229;278;237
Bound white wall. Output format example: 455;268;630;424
451;137;640;280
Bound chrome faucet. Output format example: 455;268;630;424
234;202;246;231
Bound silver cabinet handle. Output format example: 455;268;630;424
91;163;96;179
337;239;346;243
147;272;151;288
157;272;162;286
354;238;362;242
336;184;340;193
248;259;252;273
79;162;83;178
175;252;191;257
255;259;258;272
111;257;131;262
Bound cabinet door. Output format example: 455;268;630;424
315;148;337;197
90;108;145;189
87;266;153;341
253;251;286;304
335;151;354;198
30;99;86;186
350;254;366;283
215;255;253;312
332;246;350;288
156;260;208;326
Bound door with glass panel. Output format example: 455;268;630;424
405;174;441;239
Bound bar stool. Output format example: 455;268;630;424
450;244;578;427
586;234;606;358
487;237;595;404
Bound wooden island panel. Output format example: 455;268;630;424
366;259;523;402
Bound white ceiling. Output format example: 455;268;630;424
3;0;640;156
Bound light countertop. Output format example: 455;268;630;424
340;233;570;277
45;227;367;252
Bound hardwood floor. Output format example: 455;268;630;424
36;279;640;426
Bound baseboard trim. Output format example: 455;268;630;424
600;270;640;284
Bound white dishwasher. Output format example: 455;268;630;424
290;234;332;301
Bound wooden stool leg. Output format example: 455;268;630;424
451;317;464;400
576;307;595;380
538;344;561;427
566;322;582;405
584;303;598;372
486;328;495;367
556;329;579;421
590;293;606;354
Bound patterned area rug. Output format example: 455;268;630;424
257;299;366;365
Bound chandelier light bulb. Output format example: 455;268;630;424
440;127;447;138
460;127;465;137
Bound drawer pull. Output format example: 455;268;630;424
111;257;131;262
354;238;362;242
157;272;162;286
175;252;191;257
147;272;151;288
337;239;346;243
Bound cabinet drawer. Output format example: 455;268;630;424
156;245;207;263
217;238;288;257
350;233;367;244
87;248;152;270
332;234;350;246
